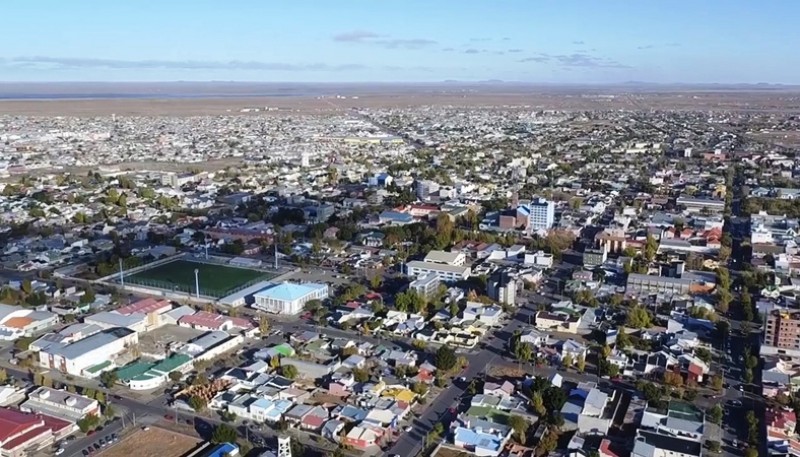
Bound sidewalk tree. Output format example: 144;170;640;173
100;370;118;388
707;404;723;424
168;371;183;383
189;395;207;411
435;345;458;372
281;364;298;380
211;423;238;444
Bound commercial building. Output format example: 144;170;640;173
20;388;99;423
405;261;471;283
675;196;725;214
0;408;72;457
252;282;329;315
0;304;59;341
408;272;440;299
37;327;138;377
178;331;243;361
522;198;555;232
423;250;466;267
765;310;800;350
115;353;193;390
626;273;693;295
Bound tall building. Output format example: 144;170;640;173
488;271;516;306
765;310;800;349
527;198;555;232
415;180;440;200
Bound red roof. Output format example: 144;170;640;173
0;408;41;443
600;438;620;457
117;298;171;315
301;414;326;429
687;363;704;376
2;426;49;451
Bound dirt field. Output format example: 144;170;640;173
97;427;201;457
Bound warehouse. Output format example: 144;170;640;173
37;327;138;377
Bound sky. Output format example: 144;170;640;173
2;0;799;84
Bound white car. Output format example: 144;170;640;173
403;426;413;432
55;448;65;455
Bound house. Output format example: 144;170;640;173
452;415;513;457
463;304;504;326
344;426;379;450
519;329;550;347
535;311;580;333
483;381;515;398
560;340;588;364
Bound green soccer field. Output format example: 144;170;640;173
125;260;275;297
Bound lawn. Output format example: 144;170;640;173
466;405;511;425
97;427;200;457
125;259;273;297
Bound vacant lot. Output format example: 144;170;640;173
126;259;275;297
98;427;201;457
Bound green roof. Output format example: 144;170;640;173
85;360;114;374
272;343;295;357
115;362;155;381
668;400;703;422
151;354;193;374
466;405;510;425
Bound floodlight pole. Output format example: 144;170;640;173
194;269;200;299
119;258;125;289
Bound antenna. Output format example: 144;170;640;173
274;235;279;270
119;258;125;290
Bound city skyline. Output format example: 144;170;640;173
3;0;799;84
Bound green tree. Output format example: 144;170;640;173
644;234;658;261
562;353;573;368
281;364;298;379
352;367;370;383
103;404;116;418
711;374;724;391
435;345;458;371
99;370;118;388
576;354;586;373
507;415;530;444
258;315;270;335
744;448;758;457
707;404;723;424
211;423;238;444
188;395;207;411
168;371;183;383
626;305;652;329
531;391;546;416
76;414;100;433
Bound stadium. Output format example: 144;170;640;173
119;255;283;300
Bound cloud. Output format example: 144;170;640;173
464;48;481;54
469;37;491;42
332;30;436;49
638;43;681;50
507;49;523;53
441;47;455;52
7;56;366;71
573;40;585;45
518;52;631;69
502;37;511;41
332;30;381;42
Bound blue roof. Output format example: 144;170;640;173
380;210;414;222
454;427;502;452
254;282;327;301
204;443;238;457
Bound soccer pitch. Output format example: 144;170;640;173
125;259;275;298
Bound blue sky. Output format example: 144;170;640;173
2;0;797;83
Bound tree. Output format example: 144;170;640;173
0;369;7;384
168;371;183;383
94;391;105;405
99;370;118;388
644;234;658;261
530;390;546;416
281;364;298;379
707;440;721;453
211;423;238;444
626;305;652;329
576;354;586;373
707;404;723;424
663;371;683;387
412;339;428;351
352;367;370;383
80;287;96;304
718;245;731;262
192;373;209;386
600;344;612;359
76;414;100;433
188;395;207;411
744;448;758;457
746;410;759;444
694;347;712;364
711;374;724;391
716;288;732;313
435;345;458;372
516;343;533;363
562;353;573;368
507;415;530;444
258;315;270;335
103;404;116;418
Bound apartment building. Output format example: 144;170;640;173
765;310;800;350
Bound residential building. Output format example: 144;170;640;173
252;282;329;315
463;304;504;326
765;310;800;350
408;272;440;299
626;273;692;295
583;248;608;268
487;271;516;306
0;304;59;341
535;311;580;333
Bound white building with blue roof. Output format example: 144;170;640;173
252;282;329;315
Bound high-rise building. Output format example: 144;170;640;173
765;310;800;349
488;271;516;306
527;198;555;232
